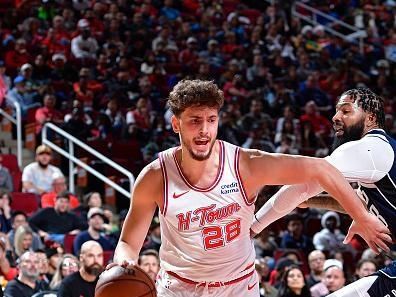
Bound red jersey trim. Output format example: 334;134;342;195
172;140;225;192
234;147;255;206
159;152;169;216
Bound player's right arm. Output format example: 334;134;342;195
113;160;163;265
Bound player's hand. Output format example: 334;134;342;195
344;214;392;254
105;260;136;271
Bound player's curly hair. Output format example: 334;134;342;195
341;88;385;128
168;80;224;116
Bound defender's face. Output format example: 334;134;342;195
172;106;219;161
332;95;365;138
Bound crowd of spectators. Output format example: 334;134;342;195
0;0;395;296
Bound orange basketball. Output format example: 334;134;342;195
95;265;157;297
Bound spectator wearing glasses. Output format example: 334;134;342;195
306;250;326;288
22;145;62;195
49;254;79;291
41;173;80;209
4;251;49;297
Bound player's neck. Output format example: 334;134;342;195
362;125;380;136
179;141;220;187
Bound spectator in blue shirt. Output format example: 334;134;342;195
73;207;114;255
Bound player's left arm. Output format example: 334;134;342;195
240;149;392;253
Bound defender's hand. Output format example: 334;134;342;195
344;214;392;254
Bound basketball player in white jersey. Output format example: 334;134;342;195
251;88;396;296
112;80;390;297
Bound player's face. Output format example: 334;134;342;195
172;106;219;161
332;95;366;149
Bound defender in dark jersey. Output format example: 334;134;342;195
251;88;395;296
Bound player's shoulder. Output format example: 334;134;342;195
138;158;163;181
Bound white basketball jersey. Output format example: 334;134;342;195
158;140;256;282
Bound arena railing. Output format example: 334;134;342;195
264;1;367;54
0;101;23;168
42;122;135;199
292;2;367;54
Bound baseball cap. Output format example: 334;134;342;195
21;63;32;72
87;207;105;220
52;53;67;62
36;144;52;155
77;19;89;28
323;259;343;271
207;39;218;46
13;75;25;84
187;37;197;44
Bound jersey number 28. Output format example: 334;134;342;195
202;219;241;250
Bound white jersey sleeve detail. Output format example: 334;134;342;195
325;135;394;184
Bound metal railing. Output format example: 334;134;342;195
42;123;135;199
292;2;367;53
264;1;367;54
0;101;22;168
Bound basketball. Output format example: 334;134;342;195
95;265;157;297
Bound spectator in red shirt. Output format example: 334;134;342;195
4;38;30;76
300;100;332;145
42;15;71;56
41;172;80;209
35;94;63;134
179;37;199;73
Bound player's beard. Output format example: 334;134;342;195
85;263;103;276
332;118;365;151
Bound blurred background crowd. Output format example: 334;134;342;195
0;0;395;296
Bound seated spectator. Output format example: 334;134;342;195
300;101;332;141
73;207;115;255
58;241;103;297
22;145;63;195
0;236;17;281
280;213;315;254
73;192;102;227
255;257;278;297
45;243;64;279
277;264;312;297
354;259;377;281
13;225;36;258
4;38;30;76
143;216;161;252
310;259;345;297
4;251;49;297
297;75;331;112
138;249;160;282
0;157;13;192
41;172;80;209
71;19;99;61
306;250;326;288
0;192;12;233
254;229;278;258
49;254;79;291
35;249;51;285
6;75;40;119
29;191;84;244
312;211;352;254
34;94;63;135
0;61;11;106
105;99;126;138
7;211;44;253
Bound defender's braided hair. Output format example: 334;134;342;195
341;88;385;128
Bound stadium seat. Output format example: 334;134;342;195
10;192;39;216
0;154;19;172
11;171;22;192
103;250;114;265
63;233;77;254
